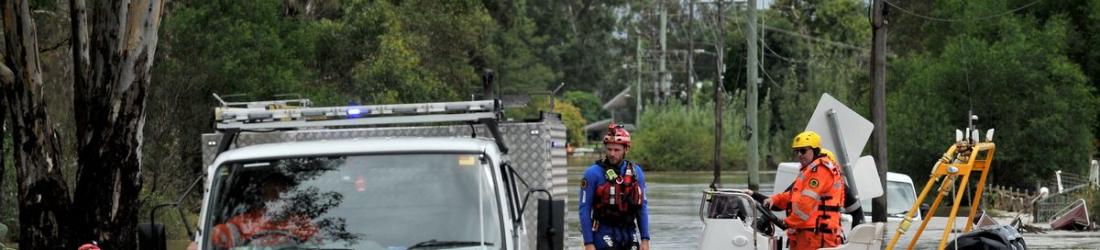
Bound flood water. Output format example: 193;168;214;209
561;157;1100;250
564;158;776;250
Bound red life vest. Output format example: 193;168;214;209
593;160;644;226
211;209;318;248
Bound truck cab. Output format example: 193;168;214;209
857;172;921;224
140;99;566;250
196;138;517;249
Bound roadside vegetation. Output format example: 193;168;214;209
1;0;1098;244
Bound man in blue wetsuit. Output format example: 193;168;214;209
578;123;650;250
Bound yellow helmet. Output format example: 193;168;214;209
821;148;837;162
791;131;822;149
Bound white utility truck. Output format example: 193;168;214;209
139;97;567;250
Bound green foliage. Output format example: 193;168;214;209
554;101;588;146
601;0;876;172
393;0;496;89
314;0;499;104
1017;0;1100;147
888;8;1098;186
148;1;327;223
630;102;746;171
148;0;623;210
173;0;315;93
562;91;606;123
155;0;321;110
125;0;1100;231
487;0;559;94
349;1;452;104
1082;188;1100;224
772;0;870;44
711;0;872;163
507;97;587;145
346;0;498;103
524;1;626;93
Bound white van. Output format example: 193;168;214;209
859;172;921;223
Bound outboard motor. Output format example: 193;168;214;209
945;225;1027;250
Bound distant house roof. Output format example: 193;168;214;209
583;119;635;133
584;119;613;132
602;87;633;110
500;94;531;108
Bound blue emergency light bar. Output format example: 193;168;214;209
214;99;500;131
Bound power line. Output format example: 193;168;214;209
723;10;868;52
760;25;867;51
759;63;781;88
689;6;867;58
761;41;809;64
883;0;1042;23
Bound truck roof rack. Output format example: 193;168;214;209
212;96;509;153
213;93;314;109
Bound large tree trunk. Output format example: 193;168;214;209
69;0;164;248
0;67;6;230
1;0;164;248
1;0;74;249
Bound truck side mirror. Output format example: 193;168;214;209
537;198;564;250
920;203;931;216
141;177;202;250
138;223;166;250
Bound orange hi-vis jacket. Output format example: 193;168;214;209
770;156;846;250
211;209;318;248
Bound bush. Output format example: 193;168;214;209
887;10;1098;188
630;102;746;171
562;91;607;123
506;97;587;146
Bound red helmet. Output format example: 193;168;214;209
603;123;631;147
78;242;100;250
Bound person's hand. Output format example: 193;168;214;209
584;244;596;250
640;239;651;250
762;198;772;209
186;241;198;250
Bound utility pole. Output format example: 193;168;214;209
659;0;668;104
713;0;725;189
636;37;644;128
746;0;761;192
481;68;495;99
687;0;695;106
870;0;889;223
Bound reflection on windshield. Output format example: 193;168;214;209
861;181;917;216
205;154;501;249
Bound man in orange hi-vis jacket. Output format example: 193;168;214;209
210;173;317;249
764;131;847;250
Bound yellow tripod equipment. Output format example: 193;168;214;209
886;136;996;250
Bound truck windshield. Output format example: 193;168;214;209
203;154;501;250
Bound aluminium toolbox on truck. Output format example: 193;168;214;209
201;111;568;249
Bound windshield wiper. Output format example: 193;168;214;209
407;239;494;249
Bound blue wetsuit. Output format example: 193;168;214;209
578;160;650;249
